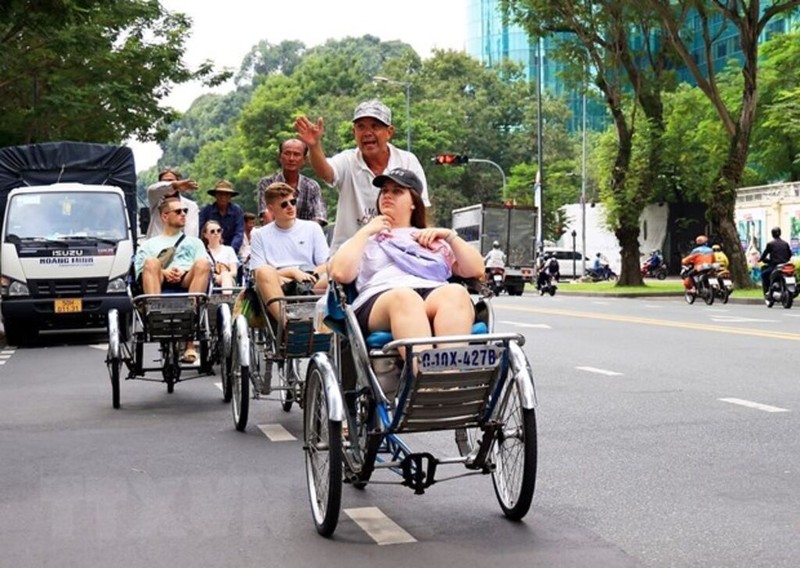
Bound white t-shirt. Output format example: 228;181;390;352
249;219;330;270
327;143;430;253
484;249;506;268
146;181;199;238
207;244;239;272
349;227;451;312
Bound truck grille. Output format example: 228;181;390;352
29;278;107;298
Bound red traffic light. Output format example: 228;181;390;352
432;154;469;165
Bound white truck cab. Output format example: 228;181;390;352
0;143;137;345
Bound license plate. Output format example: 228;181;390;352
723;279;732;287
786;277;796;285
417;346;502;372
147;299;194;312
55;298;82;313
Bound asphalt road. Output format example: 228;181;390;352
0;294;797;567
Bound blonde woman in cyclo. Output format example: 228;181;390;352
328;168;484;360
201;220;238;291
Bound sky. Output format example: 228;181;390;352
128;0;468;170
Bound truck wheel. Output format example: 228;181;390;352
3;318;37;346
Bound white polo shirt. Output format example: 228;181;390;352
327;143;430;252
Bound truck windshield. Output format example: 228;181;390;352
5;191;128;242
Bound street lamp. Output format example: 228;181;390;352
373;75;411;151
468;158;507;198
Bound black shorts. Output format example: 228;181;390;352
135;271;187;292
354;287;437;338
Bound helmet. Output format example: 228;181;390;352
492;240;500;248
772;226;781;238
712;244;721;251
695;235;708;245
596;252;602;257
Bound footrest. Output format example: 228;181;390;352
400;452;438;495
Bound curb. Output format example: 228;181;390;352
550;290;764;305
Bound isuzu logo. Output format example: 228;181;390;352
52;249;85;257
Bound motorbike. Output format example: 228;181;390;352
641;251;668;280
765;262;798;309
681;264;719;305
486;266;505;296
585;263;618;282
536;270;557;296
714;269;734;304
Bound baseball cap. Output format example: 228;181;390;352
353;100;392;126
372;168;423;194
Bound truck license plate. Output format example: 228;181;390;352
418;346;502;372
55;298;82;313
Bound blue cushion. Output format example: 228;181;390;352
366;322;488;350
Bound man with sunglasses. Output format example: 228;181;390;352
134;197;211;363
249;182;329;320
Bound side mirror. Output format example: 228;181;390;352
138;206;150;236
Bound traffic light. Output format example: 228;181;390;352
432;154;469;165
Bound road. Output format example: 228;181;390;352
0;295;797;567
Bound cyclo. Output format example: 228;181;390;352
300;279;538;537
226;277;331;431
106;277;233;409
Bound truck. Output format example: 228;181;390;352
451;203;537;296
0;142;138;345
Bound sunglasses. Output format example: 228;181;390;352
280;198;298;209
207;228;222;235
169;208;189;215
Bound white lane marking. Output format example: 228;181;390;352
214;382;223;391
1;349;15;355
784;314;800;318
576;366;623;377
592;301;610;305
0;361;5;365
498;320;551;329
0;354;11;359
345;507;417;545
258;424;297;442
710;316;777;323
642;304;662;309
719;398;789;413
89;344;108;351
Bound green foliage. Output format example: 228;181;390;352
157;35;584;229
0;0;227;147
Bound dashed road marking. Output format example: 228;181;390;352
710;316;777;323
576;366;623;377
89;344;108;351
345;507;417;545
719;398;789;413
214;382;223;391
498;320;551;329
258;423;296;442
0;349;13;365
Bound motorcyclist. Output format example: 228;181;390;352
759;226;792;295
712;244;729;272
592;252;612;279
681;235;715;292
536;252;559;289
484;240;506;269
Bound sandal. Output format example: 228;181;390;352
181;348;198;364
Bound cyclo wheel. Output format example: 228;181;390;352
279;359;299;412
106;309;121;409
304;358;342;537
217;304;232;403
491;374;537;521
230;317;250;432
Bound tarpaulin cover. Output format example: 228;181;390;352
0;141;138;239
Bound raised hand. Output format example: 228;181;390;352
294;115;325;147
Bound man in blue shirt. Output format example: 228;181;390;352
199;180;245;252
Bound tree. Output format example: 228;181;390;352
0;0;227;147
505;0;682;285
647;0;800;288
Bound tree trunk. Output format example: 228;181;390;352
616;223;644;286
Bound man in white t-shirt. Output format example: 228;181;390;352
250;182;330;320
146;168;200;238
294;99;430;252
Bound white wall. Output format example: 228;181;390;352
557;203;669;274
